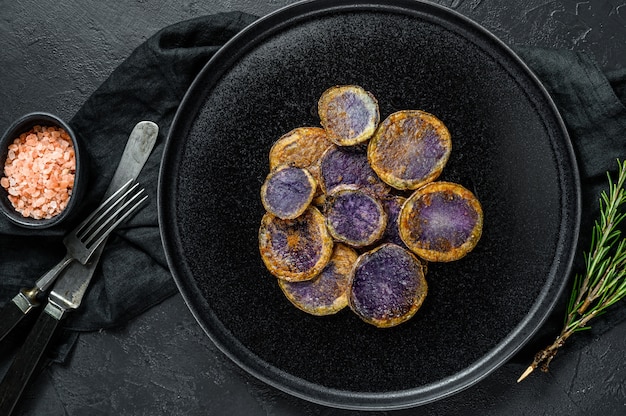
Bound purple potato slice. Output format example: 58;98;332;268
349;243;428;328
278;243;358;315
261;165;317;219
368;110;452;190
399;181;483;262
269;127;332;184
319;145;389;196
259;206;334;281
380;195;406;247
318;85;380;146
325;187;387;248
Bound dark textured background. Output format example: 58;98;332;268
0;0;625;415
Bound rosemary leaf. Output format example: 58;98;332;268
518;159;626;382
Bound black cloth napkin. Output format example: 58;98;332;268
0;11;624;364
0;12;256;363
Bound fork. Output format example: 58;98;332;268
0;179;147;342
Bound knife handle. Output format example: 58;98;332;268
0;302;63;416
0;289;40;344
0;301;27;344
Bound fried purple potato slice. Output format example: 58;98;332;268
318;85;380;146
278;243;358;316
259;206;334;281
349;243;428;328
261;165;317;220
269;127;332;183
325;187;387;248
368;110;452;190
399;181;483;262
380;195;406;247
319;145;389;196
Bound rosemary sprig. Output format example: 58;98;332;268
518;159;626;382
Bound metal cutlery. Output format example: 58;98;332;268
0;121;158;344
0;180;146;343
0;120;158;415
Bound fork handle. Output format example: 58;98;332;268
0;302;64;416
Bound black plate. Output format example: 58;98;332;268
158;0;580;410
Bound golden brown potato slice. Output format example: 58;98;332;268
325;187;387;248
261;165;316;219
319;144;389;196
318;85;380;146
399;181;483;262
269;127;332;183
349;243;428;328
278;243;358;315
259;206;334;281
368;110;451;190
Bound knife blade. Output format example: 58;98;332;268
49;120;158;311
0;120;158;416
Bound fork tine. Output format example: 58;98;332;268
82;187;147;248
73;179;134;237
82;193;148;251
76;181;141;241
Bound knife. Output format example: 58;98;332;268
0;121;158;415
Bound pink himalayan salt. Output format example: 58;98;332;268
1;125;75;219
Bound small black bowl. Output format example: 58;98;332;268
0;112;88;229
